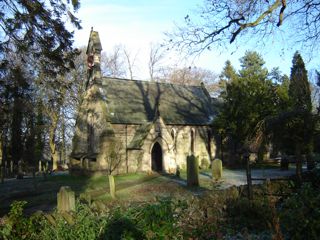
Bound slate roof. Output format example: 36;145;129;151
99;77;216;125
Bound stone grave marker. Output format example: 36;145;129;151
187;155;199;187
57;186;75;213
212;159;222;181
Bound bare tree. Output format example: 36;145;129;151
148;43;166;81
168;1;320;54
104;138;124;175
160;66;219;95
101;45;127;78
123;47;139;80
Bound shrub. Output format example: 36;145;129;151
280;183;320;240
101;210;145;240
129;197;182;239
39;201;108;240
0;201;44;240
226;197;272;231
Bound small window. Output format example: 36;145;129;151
191;128;195;153
87;113;95;153
171;128;176;140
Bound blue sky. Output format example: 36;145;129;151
73;0;320;80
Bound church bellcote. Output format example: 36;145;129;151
86;28;102;85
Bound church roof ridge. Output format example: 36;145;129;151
101;76;204;88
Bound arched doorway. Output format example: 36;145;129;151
151;142;163;172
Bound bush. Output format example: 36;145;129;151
102;211;145;240
128;197;182;239
226;197;272;232
280;183;320;240
39;201;108;240
0;201;44;240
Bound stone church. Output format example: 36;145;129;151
70;30;217;175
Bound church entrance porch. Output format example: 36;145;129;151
151;142;163;172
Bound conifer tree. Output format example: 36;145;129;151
289;52;312;111
287;52;314;176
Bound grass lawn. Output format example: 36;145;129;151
0;171;217;216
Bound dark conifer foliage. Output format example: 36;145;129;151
289;52;312;112
0;0;81;76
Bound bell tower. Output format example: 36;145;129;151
86;27;102;87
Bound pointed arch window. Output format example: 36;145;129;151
171;128;176;140
191;128;195;154
87;113;95;153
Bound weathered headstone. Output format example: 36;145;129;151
84;159;89;169
187;155;199;187
108;175;116;199
39;161;42;173
10;160;13;176
57;186;75;213
17;160;23;179
212;159;222;181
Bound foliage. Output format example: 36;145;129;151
0;201;44;240
0;0;81;76
278;52;313;156
3;179;320;239
226;198;272;231
214;51;281;157
102;210;145;240
39;202;107;240
280;183;320;240
104;138;124;175
128;197;181;239
289;52;312;111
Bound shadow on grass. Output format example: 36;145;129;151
0;173;93;216
160;173;209;194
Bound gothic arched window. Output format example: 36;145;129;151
191;128;195;153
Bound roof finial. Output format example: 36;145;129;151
91;26;93;32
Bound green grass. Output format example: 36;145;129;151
0;172;189;216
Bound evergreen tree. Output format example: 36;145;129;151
214;51;279;165
239;51;268;81
287;52;314;174
219;60;237;83
289;52;312;111
9;66;29;165
0;0;81;76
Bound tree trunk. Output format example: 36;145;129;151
49;113;58;171
295;143;302;184
61;117;67;165
0;132;3;183
0;135;3;182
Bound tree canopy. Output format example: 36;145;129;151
169;1;320;54
0;0;81;76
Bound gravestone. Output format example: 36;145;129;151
187;155;199;187
39;161;42;173
108;175;116;199
17;160;24;179
212;159;222;181
57;186;75;213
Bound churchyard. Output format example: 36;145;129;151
2;161;317;239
